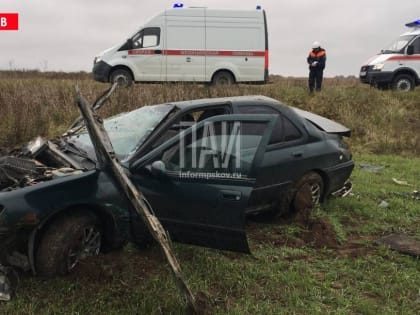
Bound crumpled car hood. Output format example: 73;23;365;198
0;137;91;192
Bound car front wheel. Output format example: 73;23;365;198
36;212;102;276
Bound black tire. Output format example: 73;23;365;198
291;172;324;213
212;71;235;86
392;74;415;91
36;212;102;277
276;172;324;216
110;69;133;87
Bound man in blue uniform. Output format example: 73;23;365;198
307;41;326;93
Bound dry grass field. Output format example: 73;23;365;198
0;71;419;156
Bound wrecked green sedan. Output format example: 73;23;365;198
0;94;354;279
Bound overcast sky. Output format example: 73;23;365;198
1;0;419;77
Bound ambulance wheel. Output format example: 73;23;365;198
212;71;235;86
392;74;414;91
110;69;133;87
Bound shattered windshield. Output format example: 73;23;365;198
381;35;415;53
68;104;174;159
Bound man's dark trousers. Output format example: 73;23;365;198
309;69;323;92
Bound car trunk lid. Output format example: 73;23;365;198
292;108;351;137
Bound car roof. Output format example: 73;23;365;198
162;95;350;136
165;95;287;110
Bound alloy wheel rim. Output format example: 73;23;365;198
310;183;321;205
67;226;101;271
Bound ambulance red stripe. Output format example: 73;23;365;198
387;55;420;61
128;49;266;57
264;50;269;70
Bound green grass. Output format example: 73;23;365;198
2;153;419;314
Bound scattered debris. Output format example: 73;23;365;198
332;182;353;197
378;200;390;208
392;178;412;186
359;163;385;172
0;265;19;301
374;233;420;257
388;190;419;201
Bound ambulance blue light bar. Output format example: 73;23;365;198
256;5;262;10
173;3;184;8
405;20;420;27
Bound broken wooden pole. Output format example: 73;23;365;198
64;82;119;137
74;86;198;313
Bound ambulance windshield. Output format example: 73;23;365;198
381;35;415;54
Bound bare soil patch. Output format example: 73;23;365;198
299;217;340;249
69;244;163;283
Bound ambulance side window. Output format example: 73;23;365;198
132;28;160;49
142;28;160;48
412;37;420;54
132;31;143;49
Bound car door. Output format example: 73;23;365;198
408;36;420;76
234;104;309;212
127;27;164;81
129;114;275;253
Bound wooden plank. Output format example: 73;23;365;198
74;87;198;313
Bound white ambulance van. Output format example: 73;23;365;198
359;20;420;91
93;5;269;85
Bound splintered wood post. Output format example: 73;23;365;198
74;87;198;313
64;82;119;137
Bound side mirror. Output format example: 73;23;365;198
407;45;414;55
150;160;166;177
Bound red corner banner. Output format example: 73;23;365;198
0;13;19;30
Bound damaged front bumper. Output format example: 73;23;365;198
0;264;18;301
0;227;22;302
0;226;31;272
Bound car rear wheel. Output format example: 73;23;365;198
291;172;324;213
392;74;414;91
272;172;324;218
110;69;133;87
212;71;235;86
36;212;102;277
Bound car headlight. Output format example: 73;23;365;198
372;63;384;70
